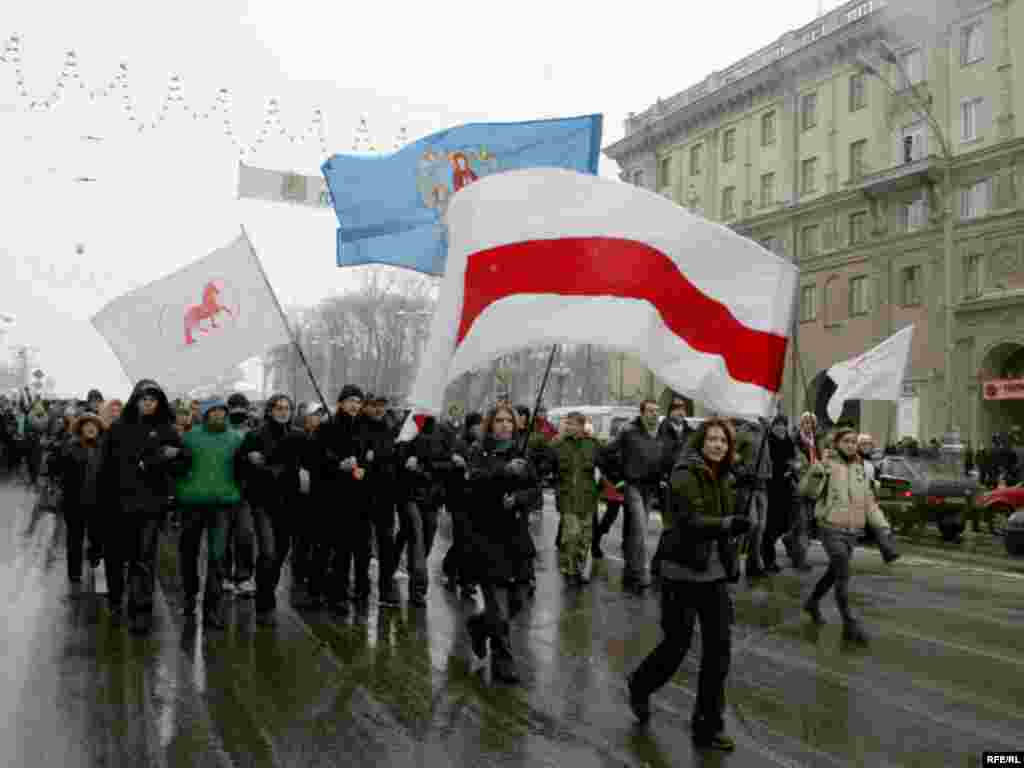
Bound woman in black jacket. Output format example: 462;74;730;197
58;413;107;585
627;417;751;751
464;404;541;683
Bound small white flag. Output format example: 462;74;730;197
92;229;292;394
826;325;914;423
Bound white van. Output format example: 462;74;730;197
546;406;640;442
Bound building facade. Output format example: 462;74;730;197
605;0;1024;446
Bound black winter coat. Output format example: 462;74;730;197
598;417;664;485
59;440;104;509
464;439;541;583
657;418;694;474
399;421;457;506
100;381;187;515
314;410;367;498
238;420;306;507
358;415;398;491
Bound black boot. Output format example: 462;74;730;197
842;620;869;646
803;596;826;625
490;623;520;683
626;671;651;724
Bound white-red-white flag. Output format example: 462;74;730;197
91;229;291;394
826;325;915;423
399;168;798;440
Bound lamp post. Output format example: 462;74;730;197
858;40;957;438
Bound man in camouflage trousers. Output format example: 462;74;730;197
551;411;601;586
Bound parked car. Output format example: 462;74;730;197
1006;509;1024;556
976;482;1024;535
876;455;980;542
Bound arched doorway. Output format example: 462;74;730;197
806;370;861;429
979;341;1024;444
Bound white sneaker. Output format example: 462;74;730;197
236;579;256;597
221;579;236;595
394;566;409;580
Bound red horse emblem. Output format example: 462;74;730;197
184;280;234;345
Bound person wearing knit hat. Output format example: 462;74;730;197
222;391;256;597
338;385;364;405
798;425;898;647
58;411;108;587
764;413;797;573
175;393;244;629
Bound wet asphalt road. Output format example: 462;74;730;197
1;477;1022;768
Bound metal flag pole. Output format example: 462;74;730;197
240;225;332;419
519;345;559;456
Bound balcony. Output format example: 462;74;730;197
859;155;938;197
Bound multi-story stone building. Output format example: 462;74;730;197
605;0;1024;446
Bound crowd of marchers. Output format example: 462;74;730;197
1;381;911;753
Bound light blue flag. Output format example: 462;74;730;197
321;114;603;276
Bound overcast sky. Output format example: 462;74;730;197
1;0;837;399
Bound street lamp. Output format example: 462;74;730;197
858;40;957;438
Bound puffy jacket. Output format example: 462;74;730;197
659;452;739;581
799;455;890;533
598;417;664;485
550;434;601;520
464;438;541;583
100;380;188;513
175;425;244;506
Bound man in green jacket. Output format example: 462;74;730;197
551;411;602;585
176;397;245;628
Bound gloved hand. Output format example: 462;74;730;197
339;456;358;472
248;451;265;466
504;458;529;477
452;453;466;468
365;449;375;463
405;456;419;471
726;516;752;536
503;493;517;510
162;446;180;459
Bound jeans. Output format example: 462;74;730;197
479;580;524;640
223;502;255;583
330;506;372;604
811;528;857;623
400;499;439;598
106;507;163;616
738;488;768;572
783;499;812;567
631;579;734;736
623;484;655;585
63;502;96;582
251;504;292;613
178;505;231;618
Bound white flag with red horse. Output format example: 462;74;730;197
92;229;291;394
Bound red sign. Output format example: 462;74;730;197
983;378;1024;400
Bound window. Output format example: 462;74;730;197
804;24;824;43
965;253;982;297
847;1;871;22
901;121;927;162
849;275;871;315
849;140;867;180
801;91;818;130
960;178;991;219
659;155;673;188
961;97;984;142
722;129;736;162
849;211;869;244
800;284;817;322
761;237;783;255
897;49;924;88
632;170;644;187
849;73;867;111
899;196;928;231
961;21;984;66
760;172;776;207
824;277;839;324
690;144;703;175
900;265;922;305
802;224;821;257
721;186;736;218
802;157;818;194
761;111;776;145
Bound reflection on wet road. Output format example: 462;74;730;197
1;478;1021;767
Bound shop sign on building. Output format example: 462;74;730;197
983;378;1024;400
